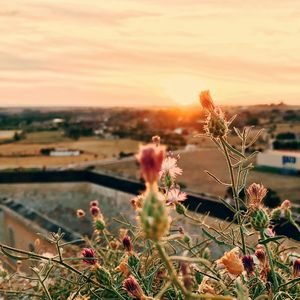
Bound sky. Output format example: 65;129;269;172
1;0;300;107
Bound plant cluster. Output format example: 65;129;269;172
0;91;299;300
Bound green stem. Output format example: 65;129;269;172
260;230;279;292
220;137;246;255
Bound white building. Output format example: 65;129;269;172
257;150;300;173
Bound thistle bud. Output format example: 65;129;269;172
96;266;111;286
271;208;282;221
81;248;97;265
293;259;300;278
122;235;133;253
90;200;99;207
152;135;161;146
76;209;85;218
250;209;269;231
123;276;145;299
247;183;267;210
94;217;105;231
199;90;215;113
242;255;255;275
280;199;291;210
139;190;170;241
176;202;186;215
136;144;165;186
205;113;228;138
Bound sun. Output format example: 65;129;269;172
162;74;204;106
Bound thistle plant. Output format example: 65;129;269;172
0;90;299;299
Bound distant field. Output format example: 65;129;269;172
0;131;140;169
0;130;21;140
100;148;300;204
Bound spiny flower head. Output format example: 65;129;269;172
166;188;187;205
293;259;300;278
280;199;291;210
217;247;243;276
136;144;165;186
81;248;97;265
122;276;145;299
247;183;267;209
255;245;266;264
76;209;85;218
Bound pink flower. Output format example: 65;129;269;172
136;144;165;185
76;209;85;218
90;206;100;217
246;183;267;209
90;200;99;207
280;199;291;210
160;156;182;180
81;248;97;265
166;188;187;205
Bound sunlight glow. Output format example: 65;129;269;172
162;75;205;106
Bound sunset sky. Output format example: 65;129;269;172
1;0;300;107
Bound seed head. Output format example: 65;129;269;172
81;248;97;265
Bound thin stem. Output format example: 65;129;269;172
220;137;246;255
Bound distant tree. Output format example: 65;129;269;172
276;132;296;140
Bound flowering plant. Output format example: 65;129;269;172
0;91;299;300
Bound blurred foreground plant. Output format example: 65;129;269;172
0;91;299;299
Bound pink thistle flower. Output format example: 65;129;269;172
166;188;187;205
122;276;145;299
81;248;97;265
122;235;133;252
90;206;100;217
242;255;255;275
136;144;165;185
246;183;267;209
159;156;182;180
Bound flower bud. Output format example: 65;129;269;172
76;209;85;218
123;276;145;299
139;190;170;241
205;113;228;138
122;235;133;253
280;199;291;210
82;248;97;265
250;209;269;231
176;202;186;215
90;200;99;207
255;246;266;264
242;255;255;275
271;208;281;221
94;217;105;231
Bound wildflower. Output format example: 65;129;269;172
217;247;243;276
76;209;85;218
123;276;145;299
90;200;99;207
293;259;300;278
119;228;128;240
199;90;215;113
250;209;269;231
152;135;160;146
242;255;255;275
246;183;267;209
81;248;97;265
136;144;165;186
122;235;133;253
90;206;100;217
159;156;182;180
166;188;187;205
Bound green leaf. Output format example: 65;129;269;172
259;235;285;245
